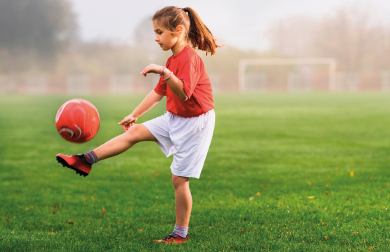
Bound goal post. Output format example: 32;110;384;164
238;58;338;92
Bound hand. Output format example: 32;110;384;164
118;114;138;132
140;64;163;77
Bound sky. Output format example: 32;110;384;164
68;0;390;51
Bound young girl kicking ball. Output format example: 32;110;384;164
56;6;220;244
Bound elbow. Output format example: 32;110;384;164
175;89;188;101
179;95;188;101
180;92;188;101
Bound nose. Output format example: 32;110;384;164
155;34;159;42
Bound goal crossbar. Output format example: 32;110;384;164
239;58;338;92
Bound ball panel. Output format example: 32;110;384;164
81;99;100;120
59;127;75;139
55;99;82;123
55;99;100;143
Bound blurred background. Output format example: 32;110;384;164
0;0;389;94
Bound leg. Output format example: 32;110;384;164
172;175;192;227
94;124;157;161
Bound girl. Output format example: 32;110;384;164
56;6;220;244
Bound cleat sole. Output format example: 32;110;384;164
56;156;89;177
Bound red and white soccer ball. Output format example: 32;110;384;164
55;99;100;143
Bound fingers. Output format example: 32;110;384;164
140;64;161;76
122;122;131;131
120;121;135;131
140;66;149;76
118;117;132;125
118;115;137;131
140;66;152;76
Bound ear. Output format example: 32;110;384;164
174;25;184;37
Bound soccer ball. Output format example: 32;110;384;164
55;99;100;143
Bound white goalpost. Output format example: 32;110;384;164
238;58;338;92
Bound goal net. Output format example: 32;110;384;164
238;58;337;92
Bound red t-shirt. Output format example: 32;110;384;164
154;45;215;118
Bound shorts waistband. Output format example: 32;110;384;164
166;109;214;119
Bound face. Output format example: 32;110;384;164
153;22;179;51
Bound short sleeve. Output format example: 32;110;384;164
154;75;167;96
175;61;201;99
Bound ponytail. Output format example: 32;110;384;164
152;6;222;56
182;7;221;56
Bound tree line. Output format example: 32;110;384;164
0;0;76;73
266;6;390;72
0;2;388;74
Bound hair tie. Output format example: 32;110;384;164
182;7;187;12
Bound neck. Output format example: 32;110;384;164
171;40;188;56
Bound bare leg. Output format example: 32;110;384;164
93;124;157;161
172;175;192;227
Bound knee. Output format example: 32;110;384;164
172;175;189;190
124;124;142;144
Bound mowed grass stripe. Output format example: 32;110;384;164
1;93;390;251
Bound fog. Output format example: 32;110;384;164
0;0;389;93
69;0;390;51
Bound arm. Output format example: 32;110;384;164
131;90;163;118
118;90;163;131
162;68;188;101
140;64;188;101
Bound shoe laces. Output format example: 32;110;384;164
164;233;188;240
163;233;177;241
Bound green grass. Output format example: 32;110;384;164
1;93;390;251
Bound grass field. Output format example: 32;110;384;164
1;93;390;251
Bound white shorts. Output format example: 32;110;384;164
142;110;215;179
